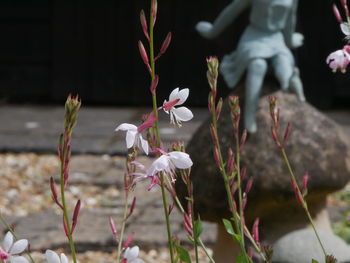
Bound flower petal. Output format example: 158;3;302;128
3;232;13;252
10;256;29;263
115;123;137;132
341;22;350;36
132;258;145;263
168;152;193;169
45;250;60;263
169;88;180;101
126;131;137;148
9;240;28;254
172;107;193;122
60;253;68;263
139;135;149;155
175;88;189;105
147;155;170;176
124;246;140;261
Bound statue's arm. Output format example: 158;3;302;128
196;0;251;39
283;0;303;48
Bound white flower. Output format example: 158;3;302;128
326;47;350;73
123;246;144;263
115;123;149;155
0;232;29;263
163;88;193;127
45;250;68;263
147;151;193;176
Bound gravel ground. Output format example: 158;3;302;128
0;153;213;263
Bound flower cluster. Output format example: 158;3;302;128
327;0;350;72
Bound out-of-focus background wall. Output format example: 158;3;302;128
0;0;348;109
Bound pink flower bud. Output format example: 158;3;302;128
283;122;291;146
216;98;223;122
240;129;247;150
123;232;135;248
242;193;247;210
156;32;172;60
210;124;219;145
63;216;70;237
129;197;136;216
226;148;235;175
245;177;254;194
50;177;62;209
341;0;350;17
138;111;157;133
150;75;159;95
140;10;149;41
270;126;280;147
333;4;343;23
151;0;157;27
138;40;149;65
109;216;119;244
168;202;175;215
252;218;260;244
302;173;309;196
71;199;81;233
184;213;193;236
213;146;221;166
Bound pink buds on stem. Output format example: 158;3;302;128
245;177;254;194
216;98;223;122
138;41;152;75
302;173;309;197
341;0;350;17
151;0;157;27
156;32;172;60
50;177;63;209
333;4;343;23
140;10;149;41
149;75;159;95
63;216;70;237
184;212;193;236
252;218;260;244
71;200;81;234
109;217;119;244
123;232;135;249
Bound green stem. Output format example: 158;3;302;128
280;148;327;257
60;171;77;263
198;238;215;263
235;136;245;252
116;194;130;263
160;173;175;263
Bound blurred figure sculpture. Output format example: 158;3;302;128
196;0;306;132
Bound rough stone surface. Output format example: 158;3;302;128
176;91;350;234
272;228;350;263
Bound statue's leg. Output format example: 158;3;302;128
290;67;306;101
271;54;294;91
245;58;268;133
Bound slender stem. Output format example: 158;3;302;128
280;148;327;257
60;170;77;263
160;173;175;263
235;135;245;252
0;216;36;263
198;238;215;263
116;194;130;263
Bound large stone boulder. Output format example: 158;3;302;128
176;90;350;242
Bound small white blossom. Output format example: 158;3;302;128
115;123;149;155
147;151;193;176
0;232;29;263
163;88;193;127
123;246;144;263
45;250;68;263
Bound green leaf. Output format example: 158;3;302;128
175;246;192;263
311;260;319;263
223;218;234;235
194;219;203;239
235;253;252;263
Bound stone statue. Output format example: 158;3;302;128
196;0;306;133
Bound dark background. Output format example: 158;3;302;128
0;0;348;109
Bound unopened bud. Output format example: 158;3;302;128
156;32;172;60
216;98;223;122
140;10;149;41
168;202;175;215
184;213;193;236
138;40;149;65
226;148;235;175
71;199;81;233
151;0;157;27
283;123;291;146
240;129;247;150
128;197;136;217
63;216;70;237
245;177;254;194
210;124;219;145
123;232;135;248
109;217;119;244
302;173;309;196
213;146;220;166
333;4;343;23
341;0;350;17
150;75;159;95
252;218;260;244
